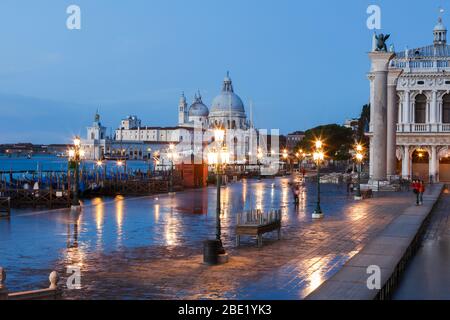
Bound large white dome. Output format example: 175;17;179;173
210;73;246;117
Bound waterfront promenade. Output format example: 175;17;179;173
0;177;419;299
308;183;443;300
394;188;450;299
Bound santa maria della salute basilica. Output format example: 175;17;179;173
81;73;261;164
178;72;251;131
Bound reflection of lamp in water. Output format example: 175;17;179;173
115;196;124;245
167;143;177;194
312;139;325;219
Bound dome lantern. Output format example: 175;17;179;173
434;13;447;46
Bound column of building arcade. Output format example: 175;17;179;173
392;89;450;182
397;90;450;131
398;145;450;182
369;59;450;182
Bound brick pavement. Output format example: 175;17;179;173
59;182;413;300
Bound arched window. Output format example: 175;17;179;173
443;94;450;123
415;94;427;124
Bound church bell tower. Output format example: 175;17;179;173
178;92;188;125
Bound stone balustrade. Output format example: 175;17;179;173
391;59;450;72
0;267;59;300
395;123;450;133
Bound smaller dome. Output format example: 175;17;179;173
188;92;209;117
435;17;447;31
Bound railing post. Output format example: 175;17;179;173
0;267;8;300
49;271;59;290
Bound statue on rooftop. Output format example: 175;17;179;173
374;33;390;52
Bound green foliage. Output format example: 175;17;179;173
296;124;354;161
357;104;370;145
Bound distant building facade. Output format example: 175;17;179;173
82;73;260;165
286;131;305;151
343;118;359;132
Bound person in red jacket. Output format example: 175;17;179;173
412;180;420;205
418;180;426;205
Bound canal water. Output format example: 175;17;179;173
393;190;450;300
0;154;152;173
0;170;353;299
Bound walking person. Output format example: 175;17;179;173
290;183;298;205
294;184;301;204
419;180;426;205
346;175;353;195
412;179;420;206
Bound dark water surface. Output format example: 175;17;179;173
0;175;352;298
0;154;151;173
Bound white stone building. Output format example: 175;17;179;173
368;16;450;182
82;73;259;164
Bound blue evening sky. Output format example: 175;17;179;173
0;0;446;143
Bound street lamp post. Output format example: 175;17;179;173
312;140;325;219
69;136;83;210
204;128;229;265
117;160;124;180
96;160;103;183
354;144;364;201
283;149;289;174
168;144;175;195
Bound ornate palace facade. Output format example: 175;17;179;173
368;16;450;182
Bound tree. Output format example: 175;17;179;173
357;104;370;145
296;124;354;161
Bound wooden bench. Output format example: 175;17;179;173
236;210;282;247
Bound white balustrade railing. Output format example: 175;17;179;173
395;123;450;133
414;124;429;132
391;59;450;71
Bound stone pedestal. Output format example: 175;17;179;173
386;69;403;177
369;52;395;181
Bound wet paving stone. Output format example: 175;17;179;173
0;177;413;299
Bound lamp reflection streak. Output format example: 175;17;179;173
116;196;124;247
